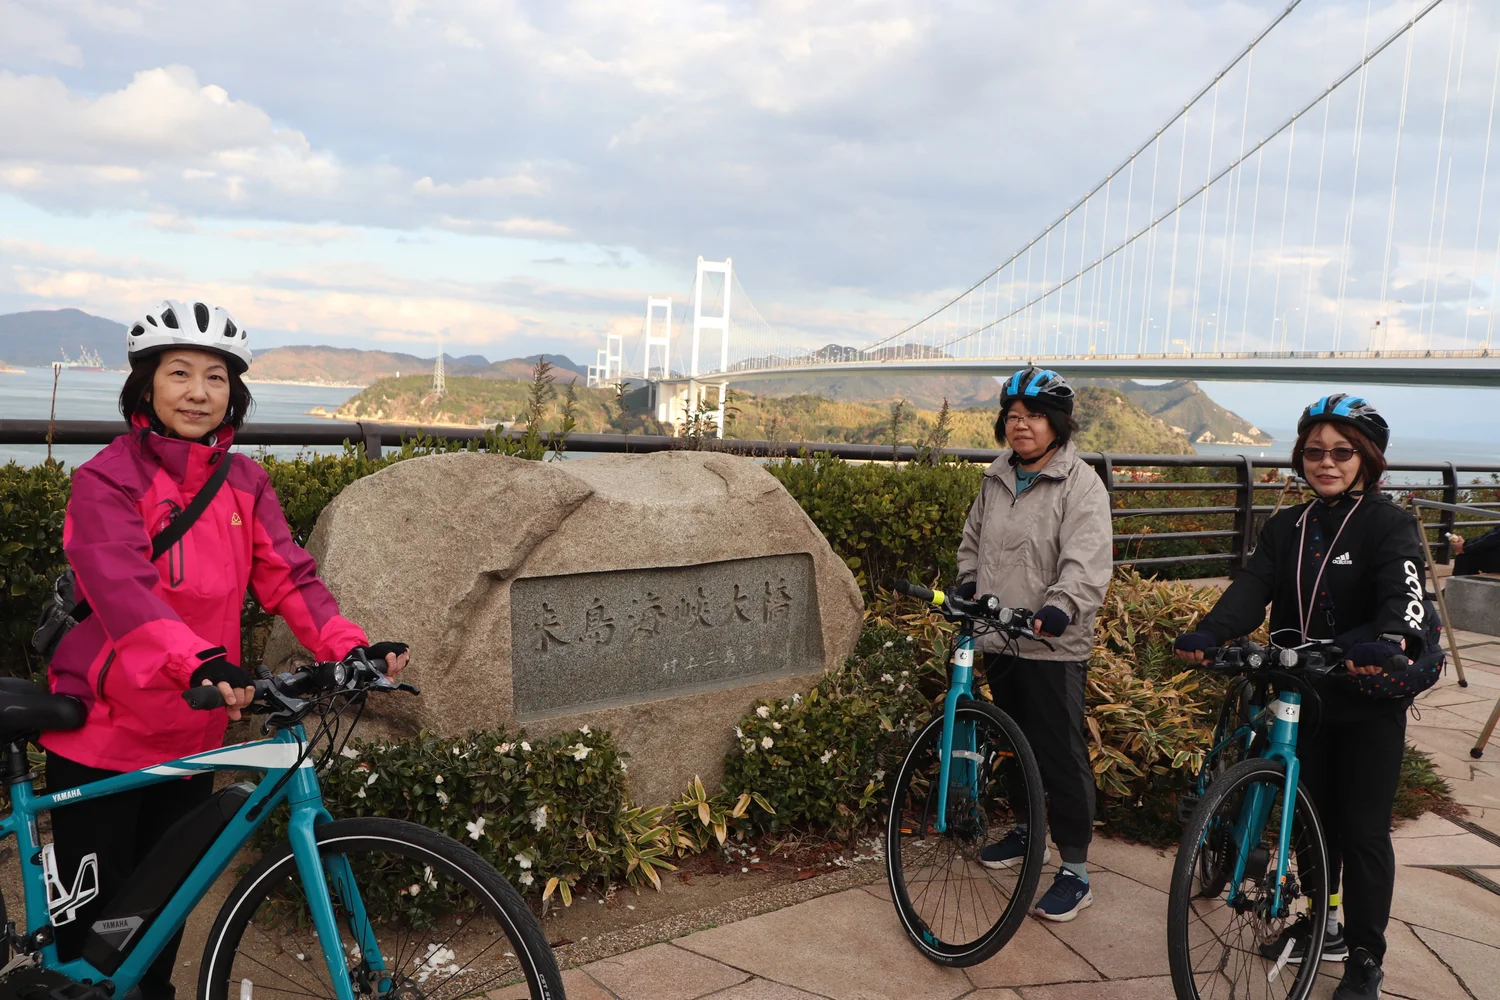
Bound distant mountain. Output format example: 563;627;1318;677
0;309;127;367
1087;379;1272;446
250;345;587;385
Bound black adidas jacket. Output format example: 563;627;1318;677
1199;492;1429;650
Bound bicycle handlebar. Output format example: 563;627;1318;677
1200;640;1410;677
182;651;417;713
892;580;1044;646
893;580;944;606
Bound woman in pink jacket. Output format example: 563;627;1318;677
44;300;408;1000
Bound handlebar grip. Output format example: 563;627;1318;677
1386;654;1411;673
182;685;226;710
892;580;944;606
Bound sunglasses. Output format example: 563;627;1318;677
1302;446;1359;464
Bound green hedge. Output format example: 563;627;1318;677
0;461;71;680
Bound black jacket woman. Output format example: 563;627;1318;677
1174;394;1429;1000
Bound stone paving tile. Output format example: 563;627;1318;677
582;942;748;1000
1392;828;1500;866
1085;837;1175;890
677;888;972;1000
964;913;1102;988
1411;925;1500;1000
1391;811;1468;838
701;979;831;1000
1037;873;1171;980
964;991;1023;1000
1373;919;1476;1000
1016;975;1173;999
1417;686;1490;709
488;968;617;999
1389;864;1500;946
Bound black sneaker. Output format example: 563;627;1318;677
1333;947;1383;1000
1259;918;1348;964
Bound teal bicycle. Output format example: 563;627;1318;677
1166;640;1353;1000
885;581;1046;967
0;652;564;1000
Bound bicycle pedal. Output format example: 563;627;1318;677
1177;794;1201;824
0;966;110;1000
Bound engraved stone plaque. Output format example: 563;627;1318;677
510;554;823;716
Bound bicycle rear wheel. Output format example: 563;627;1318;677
199;817;563;1000
885;699;1045;967
1167;758;1329;1000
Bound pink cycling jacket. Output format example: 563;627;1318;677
43;415;367;771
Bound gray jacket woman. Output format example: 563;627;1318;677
954;367;1113;924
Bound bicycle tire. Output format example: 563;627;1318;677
1195;678;1256;898
885;699;1046;967
1167;757;1329;1000
198;817;564;1000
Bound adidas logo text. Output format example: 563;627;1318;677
1332;552;1352;566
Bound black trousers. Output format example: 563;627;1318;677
46;751;215;1000
984;654;1096;862
1455;526;1500;575
1296;692;1407;962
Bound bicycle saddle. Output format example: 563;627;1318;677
0;678;85;739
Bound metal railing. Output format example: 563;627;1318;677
5;419;1498;573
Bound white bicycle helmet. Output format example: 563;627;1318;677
126;300;252;374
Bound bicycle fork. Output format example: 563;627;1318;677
933;631;978;835
286;772;390;1000
1227;692;1303;919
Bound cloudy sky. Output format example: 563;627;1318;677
4;0;1403;365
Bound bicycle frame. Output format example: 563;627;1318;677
932;627;978;834
1223;690;1303;918
3;727;381;1000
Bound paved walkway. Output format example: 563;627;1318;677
503;631;1500;1000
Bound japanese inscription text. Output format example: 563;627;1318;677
510;554;822;716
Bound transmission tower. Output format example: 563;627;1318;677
432;334;446;397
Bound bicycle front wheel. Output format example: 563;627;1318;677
885;699;1046;967
1167;758;1329;1000
199;817;564;1000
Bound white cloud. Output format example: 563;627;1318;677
0;2;82;67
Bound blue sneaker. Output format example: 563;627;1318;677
978;829;1050;870
1032;868;1093;922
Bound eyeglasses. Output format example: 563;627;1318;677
1302;446;1359;464
1004;412;1050;427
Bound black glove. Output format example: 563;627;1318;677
1035;605;1070;637
348;642;409;664
1173;630;1218;656
189;647;252;690
1345;640;1404;669
955;581;978;600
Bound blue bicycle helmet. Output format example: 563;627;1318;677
1297;393;1390;453
1000;367;1075;415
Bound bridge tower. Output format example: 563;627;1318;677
587;333;625;387
690;257;732;377
431;333;445;398
644;297;672;379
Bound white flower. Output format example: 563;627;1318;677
620;761;628;772
515;853;533;870
901;670;909;677
498;743;513;754
883;640;894;649
761;736;774;750
791;693;802;704
465;817;486;841
408;883;421;896
897;683;906;693
771;721;781;730
436;790;450;806
355;787;366;799
881;673;894;683
819;750;834;764
340;747;359;759
366;772;379;787
434;774;444;784
519;871;534;886
578;724;591;736
874;769;886;782
530;805;549;830
906;636;914;643
569;743;591;761
756;705;771;718
734;727;744;739
520;741;532;752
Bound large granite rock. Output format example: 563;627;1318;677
1444;575;1500;637
262;451;864;804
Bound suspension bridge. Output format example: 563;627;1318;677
588;0;1500;430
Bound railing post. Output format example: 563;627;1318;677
356;421;382;460
1439;462;1458;564
1233;455;1256;571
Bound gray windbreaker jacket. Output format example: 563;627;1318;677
955;442;1114;662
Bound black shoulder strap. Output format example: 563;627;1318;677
151;452;233;561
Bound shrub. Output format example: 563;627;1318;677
1395;743;1459;820
721;623;932;839
0;460;72;681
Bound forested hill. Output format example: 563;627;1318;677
250;345;586;384
331;377;1193;454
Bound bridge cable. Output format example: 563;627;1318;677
1462;21;1500;349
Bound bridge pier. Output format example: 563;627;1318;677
653;380;727;438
